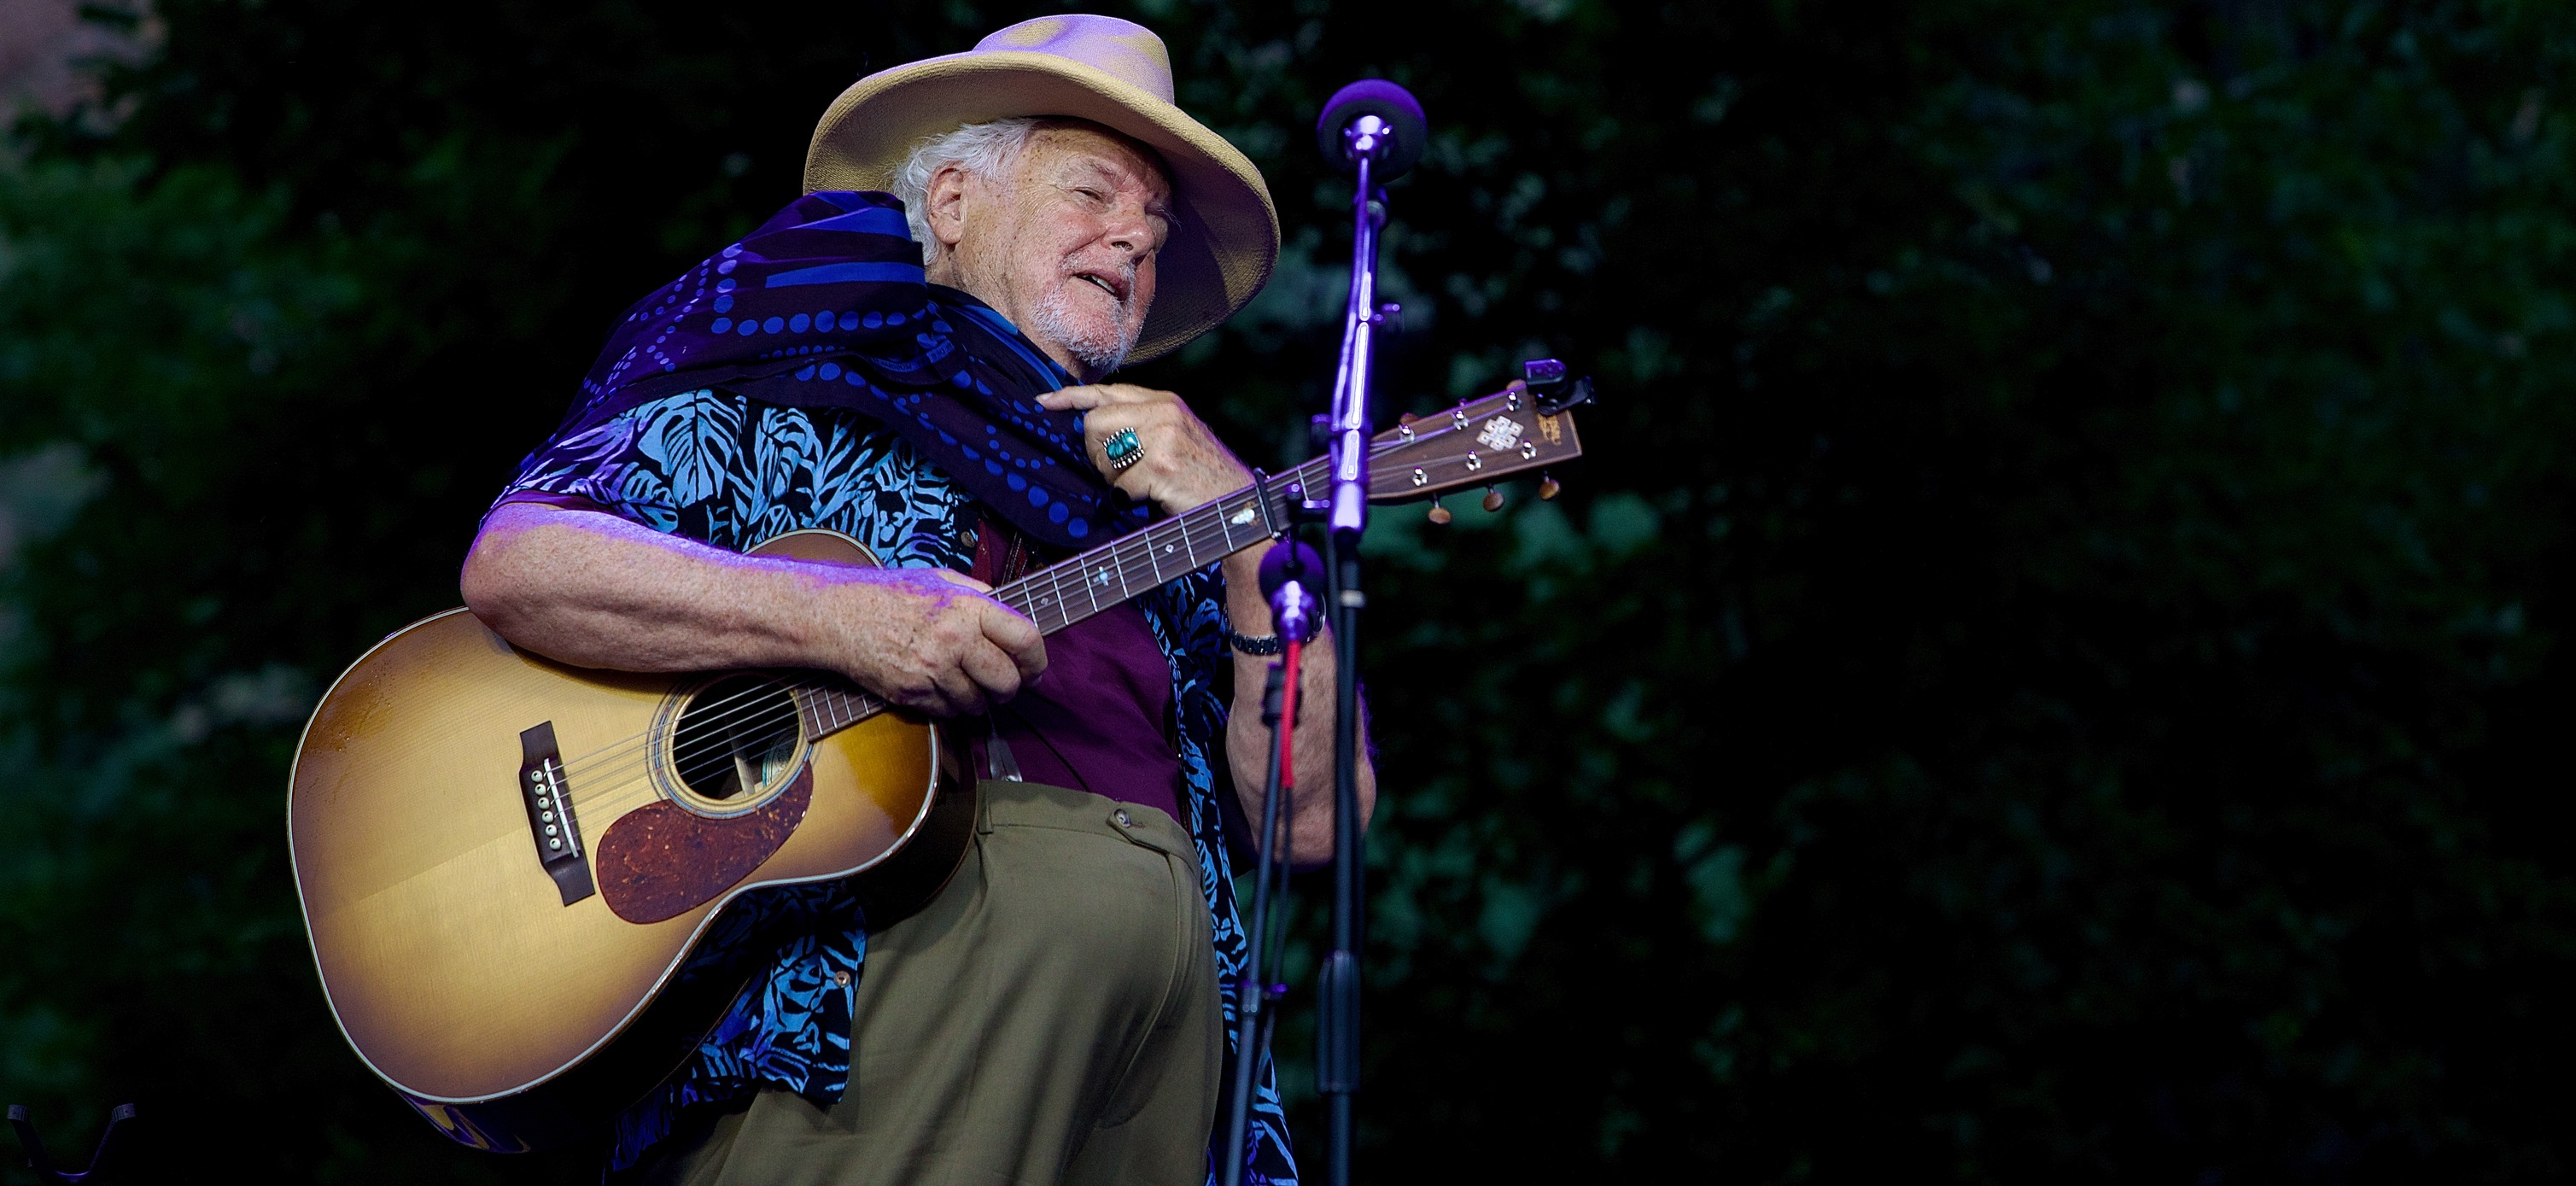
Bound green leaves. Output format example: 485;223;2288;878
7;0;2576;1180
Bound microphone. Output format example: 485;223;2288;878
1315;79;1428;181
1259;540;1324;643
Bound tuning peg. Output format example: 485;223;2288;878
1397;412;1417;426
1539;472;1561;500
1427;496;1452;525
1481;486;1504;512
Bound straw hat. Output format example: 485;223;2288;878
804;15;1279;364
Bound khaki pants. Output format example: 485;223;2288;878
637;780;1221;1186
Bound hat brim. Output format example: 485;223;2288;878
804;51;1279;365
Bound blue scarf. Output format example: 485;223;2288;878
563;190;1148;548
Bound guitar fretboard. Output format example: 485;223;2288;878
797;454;1329;738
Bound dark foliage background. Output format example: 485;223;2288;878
5;0;2573;1181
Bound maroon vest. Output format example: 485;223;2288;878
968;512;1184;823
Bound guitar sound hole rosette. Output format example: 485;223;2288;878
651;673;812;817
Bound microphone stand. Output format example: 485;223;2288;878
8;1103;135;1184
1218;77;1412;1186
1317;124;1383;1186
1316;79;1421;1186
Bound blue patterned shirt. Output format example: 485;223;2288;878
494;384;1297;1183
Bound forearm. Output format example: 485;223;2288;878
1220;546;1376;867
460;501;843;674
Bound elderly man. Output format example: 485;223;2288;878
459;15;1365;1186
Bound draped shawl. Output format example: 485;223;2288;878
564;190;1149;549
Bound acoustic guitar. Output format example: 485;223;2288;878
288;377;1590;1152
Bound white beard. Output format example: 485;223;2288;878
1028;276;1141;377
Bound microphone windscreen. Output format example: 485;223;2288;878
1316;79;1428;181
1258;540;1328;600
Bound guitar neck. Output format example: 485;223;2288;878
996;454;1329;633
797;454;1329;738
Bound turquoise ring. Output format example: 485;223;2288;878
1104;427;1145;472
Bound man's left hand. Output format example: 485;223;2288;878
1038;383;1253;516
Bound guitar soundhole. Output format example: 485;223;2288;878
670;675;803;802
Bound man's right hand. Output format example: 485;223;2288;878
822;568;1048;716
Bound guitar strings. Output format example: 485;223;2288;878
541;451;1318;783
556;500;1248;803
546;493;1284;815
532;410;1535;818
546;424;1474;814
535;435;1403;786
556;488;1257;789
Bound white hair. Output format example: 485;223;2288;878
890;117;1045;247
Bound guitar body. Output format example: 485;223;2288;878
286;530;969;1152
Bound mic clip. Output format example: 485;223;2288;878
1521;357;1598;415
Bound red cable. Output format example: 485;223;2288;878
1275;638;1305;804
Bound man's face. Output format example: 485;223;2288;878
948;124;1172;377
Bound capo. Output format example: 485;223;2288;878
1251;467;1285;540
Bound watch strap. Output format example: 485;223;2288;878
1225;627;1284;656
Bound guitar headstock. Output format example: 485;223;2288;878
1368;359;1593;507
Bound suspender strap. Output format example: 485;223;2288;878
972;508;1039;587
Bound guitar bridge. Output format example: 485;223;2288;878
518;722;597;906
